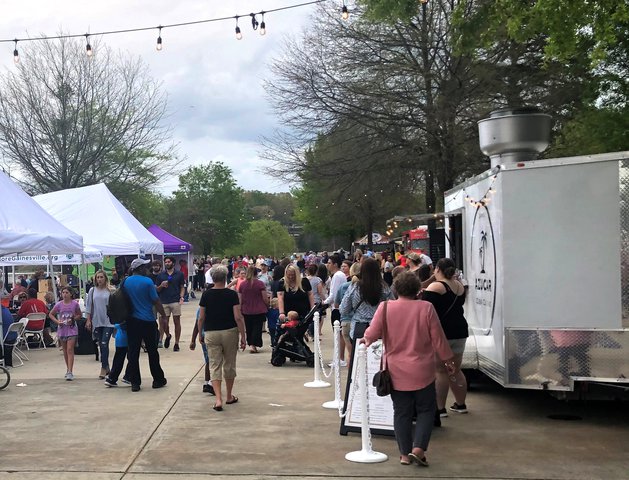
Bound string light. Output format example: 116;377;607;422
341;2;349;20
156;26;163;51
260;12;266;35
85;34;93;56
1;0;323;61
235;16;242;40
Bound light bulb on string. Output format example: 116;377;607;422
259;11;266;35
235;16;242;40
85;34;93;57
341;3;349;20
13;39;18;64
156;27;163;51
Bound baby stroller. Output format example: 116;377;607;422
270;303;319;368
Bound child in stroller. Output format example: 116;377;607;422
270;304;319;367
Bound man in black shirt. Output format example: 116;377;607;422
156;256;185;351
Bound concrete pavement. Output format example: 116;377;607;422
1;300;628;479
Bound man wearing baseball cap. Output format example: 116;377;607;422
124;258;167;392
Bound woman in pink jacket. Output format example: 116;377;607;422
362;271;455;468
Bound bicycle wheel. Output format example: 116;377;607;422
0;365;10;390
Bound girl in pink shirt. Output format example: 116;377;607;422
363;271;455;468
49;287;82;381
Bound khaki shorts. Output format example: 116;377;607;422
205;327;239;381
162;302;181;317
341;322;352;347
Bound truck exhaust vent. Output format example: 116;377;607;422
478;107;552;168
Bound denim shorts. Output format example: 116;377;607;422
448;338;467;355
58;335;78;342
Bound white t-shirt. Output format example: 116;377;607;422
204;269;213;285
324;270;347;306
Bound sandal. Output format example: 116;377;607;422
226;396;239;404
213;404;223;411
408;452;429;467
400;456;411;465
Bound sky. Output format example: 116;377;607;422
0;0;328;195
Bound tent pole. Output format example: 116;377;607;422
48;251;58;302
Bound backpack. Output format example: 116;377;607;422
106;278;132;327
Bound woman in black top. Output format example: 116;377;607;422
277;264;314;324
422;258;469;418
198;265;246;412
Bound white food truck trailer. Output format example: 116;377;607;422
441;109;629;392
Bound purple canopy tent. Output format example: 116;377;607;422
147;224;192;253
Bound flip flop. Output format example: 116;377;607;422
408;453;428;467
226;396;239;404
400;457;411;465
213;404;223;411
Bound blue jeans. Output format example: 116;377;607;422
94;327;114;370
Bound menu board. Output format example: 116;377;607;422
339;339;395;436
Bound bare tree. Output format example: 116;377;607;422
263;2;493;215
263;0;592;222
0;36;177;195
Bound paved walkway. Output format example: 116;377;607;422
1;301;628;479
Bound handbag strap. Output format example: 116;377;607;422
381;300;388;370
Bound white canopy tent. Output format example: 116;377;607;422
0;171;84;256
0;170;85;301
34;183;164;256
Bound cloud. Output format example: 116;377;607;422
0;0;319;194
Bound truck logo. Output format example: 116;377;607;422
479;230;487;273
470;202;497;334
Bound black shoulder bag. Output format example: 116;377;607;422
372;301;393;396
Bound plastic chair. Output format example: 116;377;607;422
24;312;47;349
3;321;28;366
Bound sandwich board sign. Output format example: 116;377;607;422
340;339;395;437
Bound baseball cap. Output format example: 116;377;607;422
405;252;421;262
130;258;151;271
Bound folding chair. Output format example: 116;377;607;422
3;321;28;366
24;312;47;349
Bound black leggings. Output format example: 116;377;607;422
244;313;265;348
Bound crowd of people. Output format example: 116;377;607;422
1;247;469;468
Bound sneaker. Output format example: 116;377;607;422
157;341;163;349
65;372;74;381
164;334;172;349
339;360;348;367
121;377;131;385
449;402;468;414
104;377;118;387
131;384;141;392
437;408;448;418
203;384;215;395
173;344;180;352
152;378;168;389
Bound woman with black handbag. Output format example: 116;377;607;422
361;271;455;467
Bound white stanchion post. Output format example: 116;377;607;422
305;311;330;388
345;344;388;463
323;320;342;408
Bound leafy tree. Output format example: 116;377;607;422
0;37;177;198
228;220;296;258
118;189;169;227
170;162;246;254
292;124;425;250
243;191;295;225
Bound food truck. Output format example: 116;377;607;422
442;108;629;393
